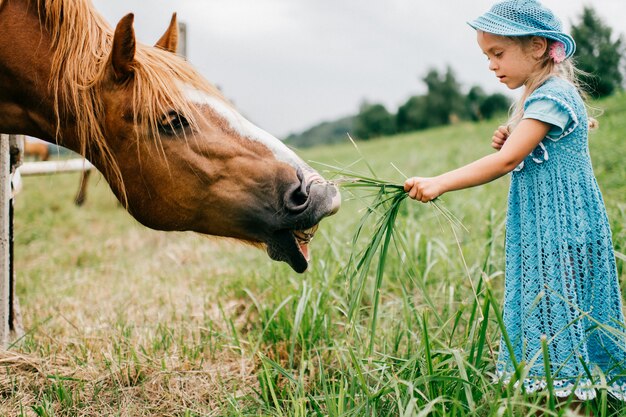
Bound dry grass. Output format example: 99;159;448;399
3;233;264;416
5;172;274;415
1;349;257;416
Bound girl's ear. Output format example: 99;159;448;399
530;36;548;59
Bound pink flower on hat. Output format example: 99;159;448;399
549;42;567;63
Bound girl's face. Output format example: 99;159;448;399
477;31;545;89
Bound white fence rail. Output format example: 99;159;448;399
19;158;94;176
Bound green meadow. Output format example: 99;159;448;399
2;92;626;416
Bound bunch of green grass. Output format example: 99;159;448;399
319;137;468;355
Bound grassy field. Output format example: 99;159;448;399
2;92;626;416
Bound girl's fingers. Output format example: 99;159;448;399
406;177;437;203
492;126;508;151
404;178;414;192
493;132;507;140
407;183;422;201
494;126;509;140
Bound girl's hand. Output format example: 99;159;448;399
491;125;509;150
404;177;443;203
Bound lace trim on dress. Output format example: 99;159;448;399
496;368;626;401
524;93;580;141
513;92;577;173
513;141;549;172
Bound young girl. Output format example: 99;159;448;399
404;0;626;400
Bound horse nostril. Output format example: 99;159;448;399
289;187;308;207
284;167;310;213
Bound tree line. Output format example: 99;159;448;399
355;68;511;140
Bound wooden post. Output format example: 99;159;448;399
0;134;24;348
0;134;10;347
178;21;187;59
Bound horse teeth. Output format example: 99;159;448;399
293;224;318;243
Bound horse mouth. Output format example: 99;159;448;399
266;224;319;273
292;224;318;261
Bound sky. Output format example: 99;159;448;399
92;1;626;138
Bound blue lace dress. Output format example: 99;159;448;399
497;77;626;399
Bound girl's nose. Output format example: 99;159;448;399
489;60;498;71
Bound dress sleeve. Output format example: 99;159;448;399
523;95;578;140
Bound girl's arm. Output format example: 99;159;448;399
404;119;551;202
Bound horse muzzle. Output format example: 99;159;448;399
265;173;341;273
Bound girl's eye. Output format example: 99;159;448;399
158;110;189;135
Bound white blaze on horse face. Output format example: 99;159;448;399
182;85;320;179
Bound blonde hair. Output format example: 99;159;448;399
506;36;598;131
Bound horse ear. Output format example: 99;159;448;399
155;13;178;54
110;13;137;81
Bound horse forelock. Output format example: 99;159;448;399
38;0;227;204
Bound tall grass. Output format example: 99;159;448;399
329;154;467;357
2;93;626;415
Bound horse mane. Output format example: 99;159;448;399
39;0;225;205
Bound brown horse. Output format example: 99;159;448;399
23;138;50;161
0;0;340;272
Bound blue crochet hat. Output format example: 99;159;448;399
468;0;576;59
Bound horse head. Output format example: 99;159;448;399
0;1;340;272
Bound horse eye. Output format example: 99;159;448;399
158;110;189;135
